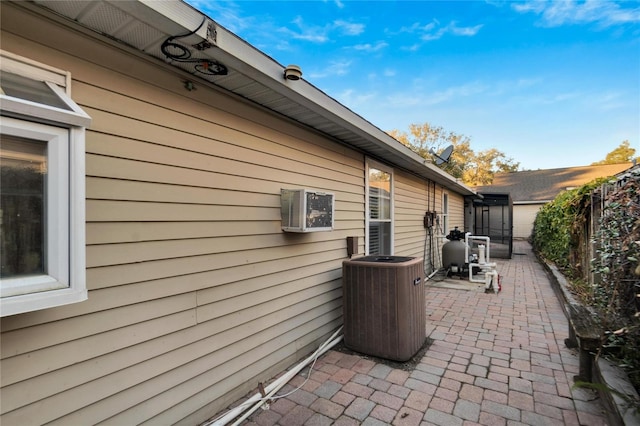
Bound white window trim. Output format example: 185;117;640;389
442;191;449;237
1;119;69;297
365;158;394;255
1;81;91;128
1;50;88;316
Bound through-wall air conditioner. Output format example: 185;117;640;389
281;189;334;232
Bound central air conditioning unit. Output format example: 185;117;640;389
342;256;426;361
281;189;334;232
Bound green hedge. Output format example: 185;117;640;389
532;178;608;273
532;172;640;394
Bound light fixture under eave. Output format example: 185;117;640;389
183;80;196;91
284;64;302;81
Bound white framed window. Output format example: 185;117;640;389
366;159;393;255
442;191;449;236
0;50;90;316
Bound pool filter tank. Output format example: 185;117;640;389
442;227;468;274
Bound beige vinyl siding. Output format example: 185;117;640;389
1;4;363;425
394;170;429;257
391;170;467;267
447;191;466;233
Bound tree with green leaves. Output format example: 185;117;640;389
389;122;519;186
592;140;638;165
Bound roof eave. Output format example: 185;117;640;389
41;0;477;196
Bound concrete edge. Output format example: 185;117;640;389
534;249;640;426
595;357;640;426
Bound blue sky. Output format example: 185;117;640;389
187;0;640;170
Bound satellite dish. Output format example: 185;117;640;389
429;144;454;165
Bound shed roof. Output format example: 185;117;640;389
26;0;476;196
473;163;633;203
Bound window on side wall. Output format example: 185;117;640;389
0;50;91;316
442;192;449;236
366;160;393;255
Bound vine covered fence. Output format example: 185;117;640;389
532;165;640;391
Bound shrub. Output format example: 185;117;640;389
532;178;608;274
591;175;640;389
532;171;640;392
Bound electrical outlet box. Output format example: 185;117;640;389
423;211;436;228
281;189;334;232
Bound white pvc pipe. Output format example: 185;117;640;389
468;235;491;263
468;262;498;283
206;327;344;426
230;334;343;426
464;232;472;261
425;268;440;281
463;234;496;283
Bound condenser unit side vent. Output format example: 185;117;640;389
281;189;334;232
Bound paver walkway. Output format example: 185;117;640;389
238;241;609;425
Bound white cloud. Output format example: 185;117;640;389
512;0;640;28
586;90;628;111
308;60;352;79
421;21;484;41
329;60;352;76
488;77;543;96
395;18;483;40
283;16;330;42
401;43;422;52
352;41;389;52
548;92;581;103
516;77;543;88
450;23;484;36
276;16;365;44
422;30;447;41
427;82;489;104
334;20;365;35
514;91;582;106
387;93;424;107
337;88;378;108
398;20;439;34
272;39;293;51
511;2;546;14
385;81;489;108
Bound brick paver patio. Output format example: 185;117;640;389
234;241;609;425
